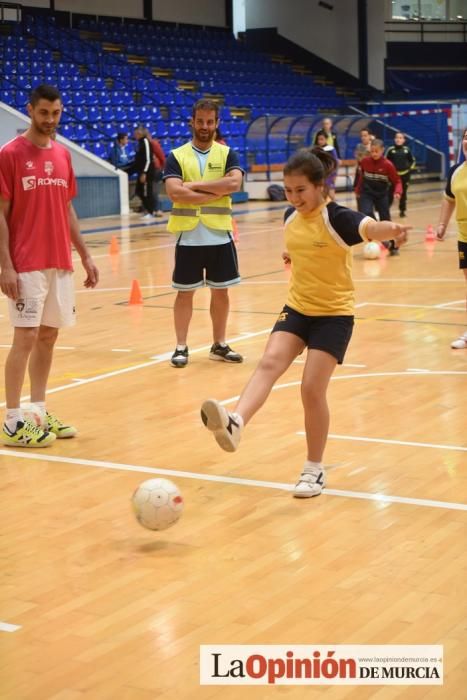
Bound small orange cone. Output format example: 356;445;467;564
232;218;239;243
129;279;143;305
425;224;435;241
109;235;119;255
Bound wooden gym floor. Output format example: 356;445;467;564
0;183;466;699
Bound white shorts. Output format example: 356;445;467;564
8;269;76;328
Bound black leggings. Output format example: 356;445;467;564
135;171;155;214
389;173;410;214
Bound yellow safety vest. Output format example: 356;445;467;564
167;141;233;233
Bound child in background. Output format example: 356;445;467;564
386;132;415;218
315;130;338;200
356;139;402;255
313;117;341;159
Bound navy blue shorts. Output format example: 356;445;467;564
271;305;354;364
458;240;467;269
172;238;240;290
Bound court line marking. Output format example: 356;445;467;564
64;280;457;287
77;221;284;260
434;300;465;308
79;204;288;235
77;193;446;237
354;301;465;310
0;344;76;350
294;360;367;367
69;285;465;295
0;328;272;408
0;621;21;633
218;370;467;409
1;449;465;512
297;432;467;453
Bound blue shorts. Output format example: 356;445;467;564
271;305;354;364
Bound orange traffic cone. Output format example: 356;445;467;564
232;218;239;243
425;224;435;241
129;279;143;305
109;235;119;255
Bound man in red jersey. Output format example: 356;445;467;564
356;139;402;255
0;84;99;447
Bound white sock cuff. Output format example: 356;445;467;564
233;412;244;429
304;460;323;472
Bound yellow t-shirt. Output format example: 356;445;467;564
445;161;467;243
284;202;371;316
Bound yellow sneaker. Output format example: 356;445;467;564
2;420;56;448
46;412;77;438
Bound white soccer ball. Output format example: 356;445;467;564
21;403;44;428
131;478;184;531
363;241;381;260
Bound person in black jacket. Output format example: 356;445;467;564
385;132;415;218
133;125;156;219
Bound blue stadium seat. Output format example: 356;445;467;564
88;141;108;159
60;123;77;140
0;89;14;105
101;105;115;122
73;105;87;121
71;91;86;106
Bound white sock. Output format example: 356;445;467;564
232;412;244;430
303;460;323;474
5;408;23;432
176;344;187;351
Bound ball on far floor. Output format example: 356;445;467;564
21;403;44;428
131;478;184;531
363;241;381;260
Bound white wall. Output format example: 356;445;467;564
56;0;144;19
233;0;246;37
152;0;226;26
367;1;386;90
41;0;225;26
245;0;360;78
245;0;387;89
20;0;50;6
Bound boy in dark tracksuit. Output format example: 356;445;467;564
386;132;415;218
133;125;156;218
356;139;402;255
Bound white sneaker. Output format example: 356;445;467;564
293;467;326;498
200;399;243;452
451;332;467;349
140;213;155;220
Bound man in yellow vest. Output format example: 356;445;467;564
163;99;244;368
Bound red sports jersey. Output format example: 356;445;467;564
356;155;402;198
0;136;77;272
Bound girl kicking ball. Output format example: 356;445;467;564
201;148;410;498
